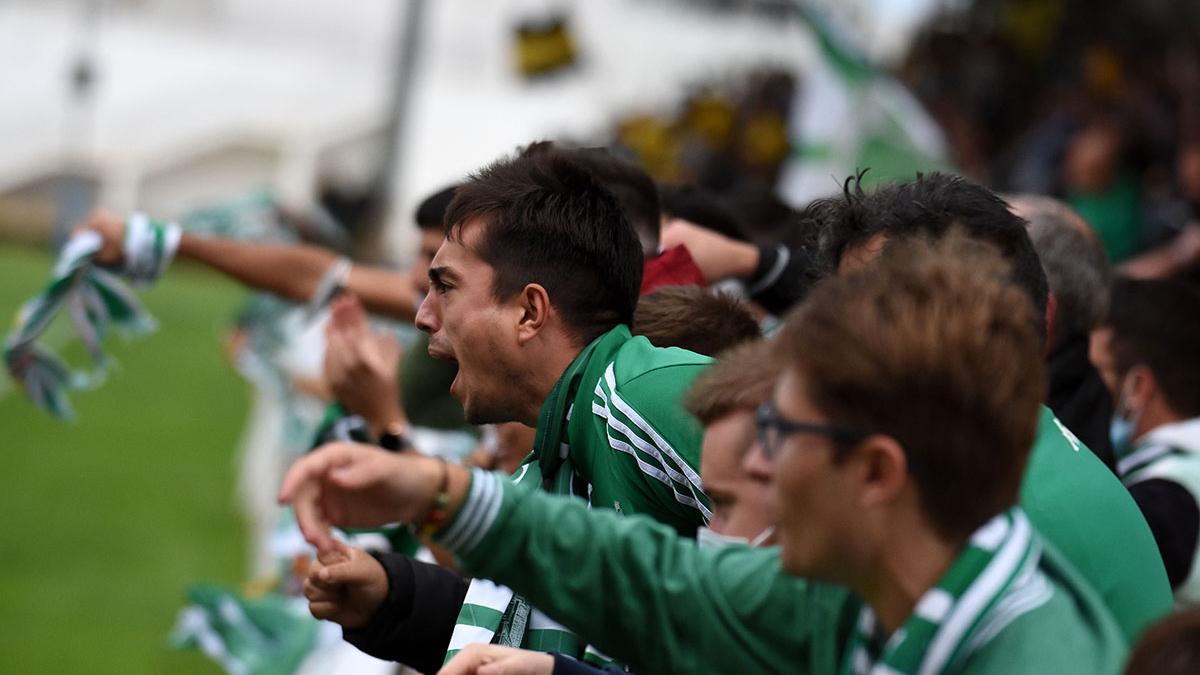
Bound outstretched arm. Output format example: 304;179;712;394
77;210;420;320
278;446;855;675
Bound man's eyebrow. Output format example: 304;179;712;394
428;265;460;284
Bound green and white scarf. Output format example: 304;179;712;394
445;338;610;666
3;215;179;419
842;508;1050;675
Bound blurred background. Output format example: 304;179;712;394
1;0;1198;672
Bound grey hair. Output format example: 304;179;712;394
1009;195;1112;337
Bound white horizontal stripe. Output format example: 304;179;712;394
970;514;1010;551
461;579;515;612
447;623;497;651
1118;442;1173;478
529;609;570;631
914;589;953;623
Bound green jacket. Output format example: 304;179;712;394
438;471;1127;675
442;324;712;661
1023;407;1172;639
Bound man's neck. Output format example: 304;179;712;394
517;339;587;427
1135;396;1185;444
859;523;960;637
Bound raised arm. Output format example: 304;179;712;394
77;210;420;320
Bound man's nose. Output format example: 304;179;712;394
742;440;774;483
415;294;439;334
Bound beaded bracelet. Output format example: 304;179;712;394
418;456;452;538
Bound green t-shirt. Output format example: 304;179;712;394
1069;175;1141;263
1021;407;1172;640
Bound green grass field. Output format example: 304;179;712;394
0;244;251;674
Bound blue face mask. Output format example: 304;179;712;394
1110;373;1142;458
1110;414;1137;457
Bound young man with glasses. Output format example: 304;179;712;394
281;237;1125;674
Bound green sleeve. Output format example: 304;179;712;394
438;470;856;675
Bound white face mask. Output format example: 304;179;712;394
696;525;775;549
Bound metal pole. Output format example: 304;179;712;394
375;0;430;217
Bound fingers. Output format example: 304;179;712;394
438;644;494;675
279;444;356;553
318;549;382;587
439;646;554;675
329;293;369;333
315;537;353;566
278;444;343;503
293;482;337;554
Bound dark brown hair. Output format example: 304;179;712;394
775;234;1045;540
633;285;761;357
685;339;774;425
445;148;644;344
1124;609;1200;675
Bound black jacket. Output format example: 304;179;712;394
1046;334;1116;473
343;552;468;674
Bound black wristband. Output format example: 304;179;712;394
379;429;411;452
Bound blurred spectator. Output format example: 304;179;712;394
1093;277;1200;602
1010;194;1116;469
1063;117;1142;263
813;172;1172;640
684;339;776;547
632;285;760;357
1124;609;1200;675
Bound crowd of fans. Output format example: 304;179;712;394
69;120;1200;673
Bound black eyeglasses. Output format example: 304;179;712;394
754;402;867;460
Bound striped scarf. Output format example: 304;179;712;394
445;337;618;667
842;508;1052;675
3;215;179;419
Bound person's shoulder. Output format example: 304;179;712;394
1026;406;1133;505
964;555;1127;675
607;335;711;393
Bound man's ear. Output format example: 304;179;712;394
516;283;552;345
853;435;909;510
1126;363;1158;411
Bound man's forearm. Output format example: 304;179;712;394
177;234;418;320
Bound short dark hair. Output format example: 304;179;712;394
1108;278;1200;417
414;185;459;230
523;141;661;254
658;183;748;242
444;149;644;344
633;285;761;356
815;173;1050;340
776;234;1044;541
